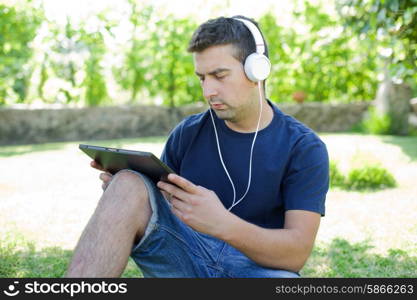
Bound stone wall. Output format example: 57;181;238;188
0;102;370;145
278;102;370;132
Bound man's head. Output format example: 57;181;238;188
187;16;269;74
187;16;269;129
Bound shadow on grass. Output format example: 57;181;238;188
0;142;67;158
302;238;417;277
2;232;416;278
0;136;167;158
82;136;167;150
380;135;417;161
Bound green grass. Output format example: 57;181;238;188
0;142;68;158
0;231;71;277
1;230;415;278
0;136;167;158
0;230;141;278
302;239;417;278
1;133;417;277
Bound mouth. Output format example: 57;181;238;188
210;103;226;110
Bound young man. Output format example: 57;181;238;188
67;16;329;278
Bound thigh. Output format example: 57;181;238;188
128;171;221;278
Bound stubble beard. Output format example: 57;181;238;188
213;108;235;122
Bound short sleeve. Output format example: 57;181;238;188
160;121;185;174
282;133;329;216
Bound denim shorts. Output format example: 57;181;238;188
128;170;300;278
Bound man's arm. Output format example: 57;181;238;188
220;209;320;272
157;174;320;272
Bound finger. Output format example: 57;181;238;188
157;181;191;202
167;174;199;194
170;204;184;221
91;160;105;171
171;197;190;213
161;190;171;201
99;172;112;183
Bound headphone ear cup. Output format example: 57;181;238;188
244;53;271;82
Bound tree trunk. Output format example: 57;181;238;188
374;66;412;135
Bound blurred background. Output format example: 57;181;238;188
1;0;416;107
0;0;416;278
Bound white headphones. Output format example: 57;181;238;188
233;17;271;82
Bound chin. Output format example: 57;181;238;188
214;110;234;121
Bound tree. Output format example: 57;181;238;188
113;2;200;107
259;3;379;103
45;18;85;104
35;15;110;106
0;3;42;104
79;17;110;106
336;0;417;81
337;0;417;134
147;16;200;107
112;2;154;103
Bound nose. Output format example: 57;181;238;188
202;78;218;100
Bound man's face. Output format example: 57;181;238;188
193;44;258;124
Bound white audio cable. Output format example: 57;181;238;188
209;81;263;211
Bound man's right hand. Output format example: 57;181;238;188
90;161;113;191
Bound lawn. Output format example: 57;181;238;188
1;133;416;277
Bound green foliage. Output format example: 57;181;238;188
39;17;110;106
329;160;396;191
329;161;345;187
336;0;417;83
148;16;201;107
79;29;108;106
112;3;154;103
360;107;393;135
113;3;200;106
37;19;84;104
345;165;397;191
0;4;42;104
5;0;413;106
259;2;378;103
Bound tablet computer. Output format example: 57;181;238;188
79;144;174;184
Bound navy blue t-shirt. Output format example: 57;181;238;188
161;101;329;229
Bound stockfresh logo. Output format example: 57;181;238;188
3;281;20;297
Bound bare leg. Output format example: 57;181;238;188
66;170;152;277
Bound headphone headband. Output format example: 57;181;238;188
233;18;265;55
232;17;271;82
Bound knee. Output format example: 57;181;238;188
99;170;152;238
105;169;149;203
112;169;146;187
